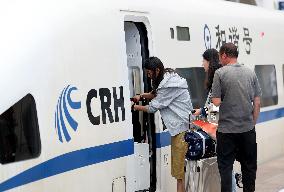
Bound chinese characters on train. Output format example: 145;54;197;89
205;24;253;54
215;25;252;54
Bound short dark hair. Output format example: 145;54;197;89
219;43;238;58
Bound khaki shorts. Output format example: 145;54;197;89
171;131;188;180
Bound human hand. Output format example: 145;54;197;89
131;95;141;103
131;104;140;112
193;109;201;116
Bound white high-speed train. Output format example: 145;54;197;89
0;0;283;191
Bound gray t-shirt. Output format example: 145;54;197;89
211;63;261;133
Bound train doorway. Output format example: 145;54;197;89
124;21;156;192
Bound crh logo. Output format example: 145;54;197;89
54;85;125;143
55;85;81;142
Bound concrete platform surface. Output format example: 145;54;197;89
236;155;284;192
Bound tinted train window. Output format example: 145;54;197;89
170;28;174;39
175;68;207;108
128;67;142;98
176;26;190;41
0;94;41;164
254;65;278;107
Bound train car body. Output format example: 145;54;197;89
0;0;283;191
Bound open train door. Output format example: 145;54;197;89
124;20;157;191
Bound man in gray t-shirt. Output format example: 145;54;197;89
212;43;261;192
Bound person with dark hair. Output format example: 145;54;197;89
211;43;261;192
132;56;193;192
203;48;221;92
193;48;222;117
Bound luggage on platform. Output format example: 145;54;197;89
184;129;216;160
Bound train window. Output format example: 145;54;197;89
170;28;174;39
128;67;142;98
176;26;190;41
175;67;207;108
0;94;41;164
132;68;142;95
254;65;278;107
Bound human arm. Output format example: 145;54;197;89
133;88;180;113
131;91;156;111
253;96;261;125
252;73;262;125
133;105;149;112
132;91;156;103
141;92;156;100
211;72;222;106
193;109;201;116
147;88;180;113
212;98;221;106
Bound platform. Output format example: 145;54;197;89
236;155;284;192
